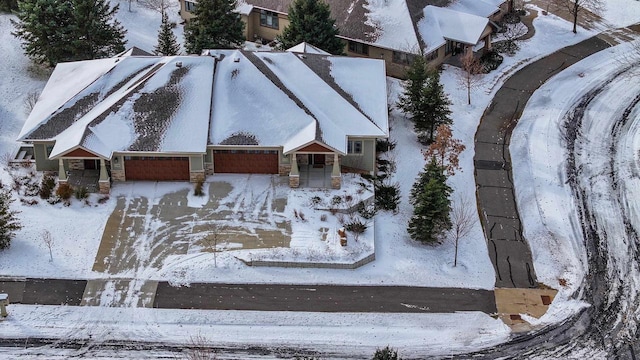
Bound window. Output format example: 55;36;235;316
347;140;363;154
392;51;417;65
425;50;437;61
348;41;369;55
185;1;196;12
45;145;54;157
260;10;279;29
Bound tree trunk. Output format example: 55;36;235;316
573;2;579;34
467;80;471;105
454;233;459;267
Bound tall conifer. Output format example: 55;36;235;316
183;0;244;54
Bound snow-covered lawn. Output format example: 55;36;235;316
1;0;639;357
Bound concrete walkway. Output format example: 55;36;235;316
0;278;497;314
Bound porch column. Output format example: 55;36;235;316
485;34;492;51
98;159;111;194
58;159;67;182
331;153;341;189
289;153;300;188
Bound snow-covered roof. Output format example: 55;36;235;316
448;0;502;18
286;42;331;55
207;49;387;154
20;56;215;158
19;49;388;158
421;6;489;46
239;0;495;55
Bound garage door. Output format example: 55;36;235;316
124;156;190;181
213;150;278;174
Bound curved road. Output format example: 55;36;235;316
471;30;640;359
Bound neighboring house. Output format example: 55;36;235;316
17;46;389;194
177;0;508;77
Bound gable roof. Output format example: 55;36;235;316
207;49;388;154
239;0;499;53
286;42;331;55
19;56;215;158
19;47;388;159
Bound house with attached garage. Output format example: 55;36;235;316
16;46;389;194
178;0;509;77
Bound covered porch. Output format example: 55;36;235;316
57;157;111;194
288;152;341;189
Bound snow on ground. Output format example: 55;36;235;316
0;1;636;357
594;0;640;27
511;41;640;326
0;305;511;359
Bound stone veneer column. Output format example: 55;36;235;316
98;159;111;194
289;152;300;188
331;153;341;189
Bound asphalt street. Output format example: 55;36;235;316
0;278;497;314
474;36;610;288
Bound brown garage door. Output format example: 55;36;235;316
213;150;278;174
124;156;190;181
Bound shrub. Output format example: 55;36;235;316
309;196;323;207
56;183;73;200
320;214;327;222
358;201;377;219
376;139;396;153
480;50;503;73
74;186;88;200
345;219;367;234
375;182;400;212
331;195;342;206
24;182;40;197
97;195;110;204
194;179;204;197
39;175;55;199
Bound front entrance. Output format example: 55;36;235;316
309;154;325;168
84;159;98;170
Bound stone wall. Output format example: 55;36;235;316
111;169;126;181
289;175;299;188
68;159;84;170
205;163;214;176
279;164;291;176
98;180;110;194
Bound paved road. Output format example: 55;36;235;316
153;283;496;313
474;36;611;288
0;278;497;314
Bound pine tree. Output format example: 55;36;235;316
276;0;344;55
398;57;452;143
68;0;126;61
0;183;22;250
0;0;18;12
11;0;75;66
11;0;126;66
183;0;245;54
408;158;452;244
154;10;180;55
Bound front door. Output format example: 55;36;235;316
84;159;98;170
308;154;325;168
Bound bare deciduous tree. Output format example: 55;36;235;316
138;0;177;15
458;50;483;105
502;23;528;56
202;224;227;268
448;194;478;267
555;0;603;34
23;91;40;115
42;230;53;262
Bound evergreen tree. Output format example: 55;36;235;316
68;0;126;61
423;70;452;141
0;183;22;250
154;10;180;55
183;0;245;54
408;158;452;244
398;57;452;143
11;0;126;67
276;0;344;55
372;346;402;360
11;0;75;67
0;0;18;12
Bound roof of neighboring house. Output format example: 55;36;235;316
19;56;215;158
286;42;331;55
237;0;499;54
19;45;388;158
115;46;154;57
207;49;388;154
421;5;489;47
